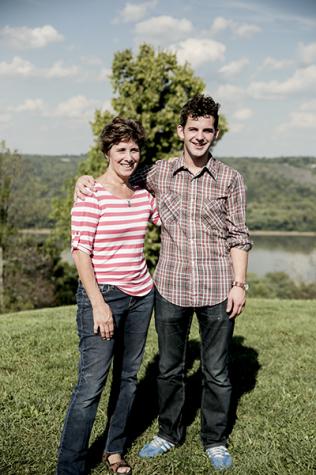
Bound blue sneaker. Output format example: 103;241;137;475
139;435;175;458
206;446;233;470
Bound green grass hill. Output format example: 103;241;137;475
0;299;315;474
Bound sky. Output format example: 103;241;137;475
1;0;316;157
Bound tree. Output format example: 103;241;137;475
0;142;22;249
51;44;228;268
0;142;22;310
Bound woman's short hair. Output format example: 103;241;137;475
99;117;146;155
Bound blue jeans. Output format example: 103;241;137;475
57;284;154;475
155;289;234;449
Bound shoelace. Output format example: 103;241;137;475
206;446;230;458
150;436;175;450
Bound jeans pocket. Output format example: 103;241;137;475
208;299;229;321
76;286;91;309
99;284;116;297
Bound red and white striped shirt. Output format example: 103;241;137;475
71;184;160;296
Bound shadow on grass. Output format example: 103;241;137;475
86;335;260;473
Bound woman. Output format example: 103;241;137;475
57;117;160;475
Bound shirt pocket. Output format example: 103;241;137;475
202;197;227;234
159;192;181;225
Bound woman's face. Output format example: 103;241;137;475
107;139;141;179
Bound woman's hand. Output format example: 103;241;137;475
74;175;95;201
93;302;114;340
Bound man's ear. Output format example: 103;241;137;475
177;124;184;140
215;129;220;140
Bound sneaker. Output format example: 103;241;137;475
206;445;233;470
138;435;175;458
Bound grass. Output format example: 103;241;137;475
0;299;315;474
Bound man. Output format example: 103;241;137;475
75;94;252;471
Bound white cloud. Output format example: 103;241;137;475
295;112;316;128
210;16;232;35
10;99;45;112
0;56;79;78
134;15;193;43
118;1;157;23
210;16;261;39
0;56;34;77
45;61;79;78
279;111;316;132
248;64;316;99
218;57;249;77
0;25;63;49
298;42;316;64
214;84;246;103
170;38;226;68
261;56;293;70
235;23;261;38
301;99;316;111
51;95;99;120
233;108;253;120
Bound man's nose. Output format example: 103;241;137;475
196;130;204;141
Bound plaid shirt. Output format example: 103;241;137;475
132;154;252;307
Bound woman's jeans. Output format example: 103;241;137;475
57;284;154;475
155;289;234;449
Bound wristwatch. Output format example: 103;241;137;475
232;281;249;291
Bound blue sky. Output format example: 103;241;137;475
1;0;316;157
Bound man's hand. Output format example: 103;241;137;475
93;303;114;340
74;175;95;201
226;286;246;319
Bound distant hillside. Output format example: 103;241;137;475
17;154;316;231
221;156;316;231
13;154;87;228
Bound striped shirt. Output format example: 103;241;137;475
71;184;160;296
131;154;252;307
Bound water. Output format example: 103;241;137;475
62;234;316;284
249;235;316;283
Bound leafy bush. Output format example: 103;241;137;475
248;272;316;299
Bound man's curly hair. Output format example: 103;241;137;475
179;94;220;129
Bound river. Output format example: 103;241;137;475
61;233;316;284
249;234;316;283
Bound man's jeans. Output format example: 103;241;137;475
57;284;154;475
155;289;234;449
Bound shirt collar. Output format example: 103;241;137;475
171;153;218;180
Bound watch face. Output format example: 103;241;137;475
244;283;249;291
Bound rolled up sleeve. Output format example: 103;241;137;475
71;194;100;255
226;172;253;251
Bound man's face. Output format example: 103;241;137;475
177;115;219;161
